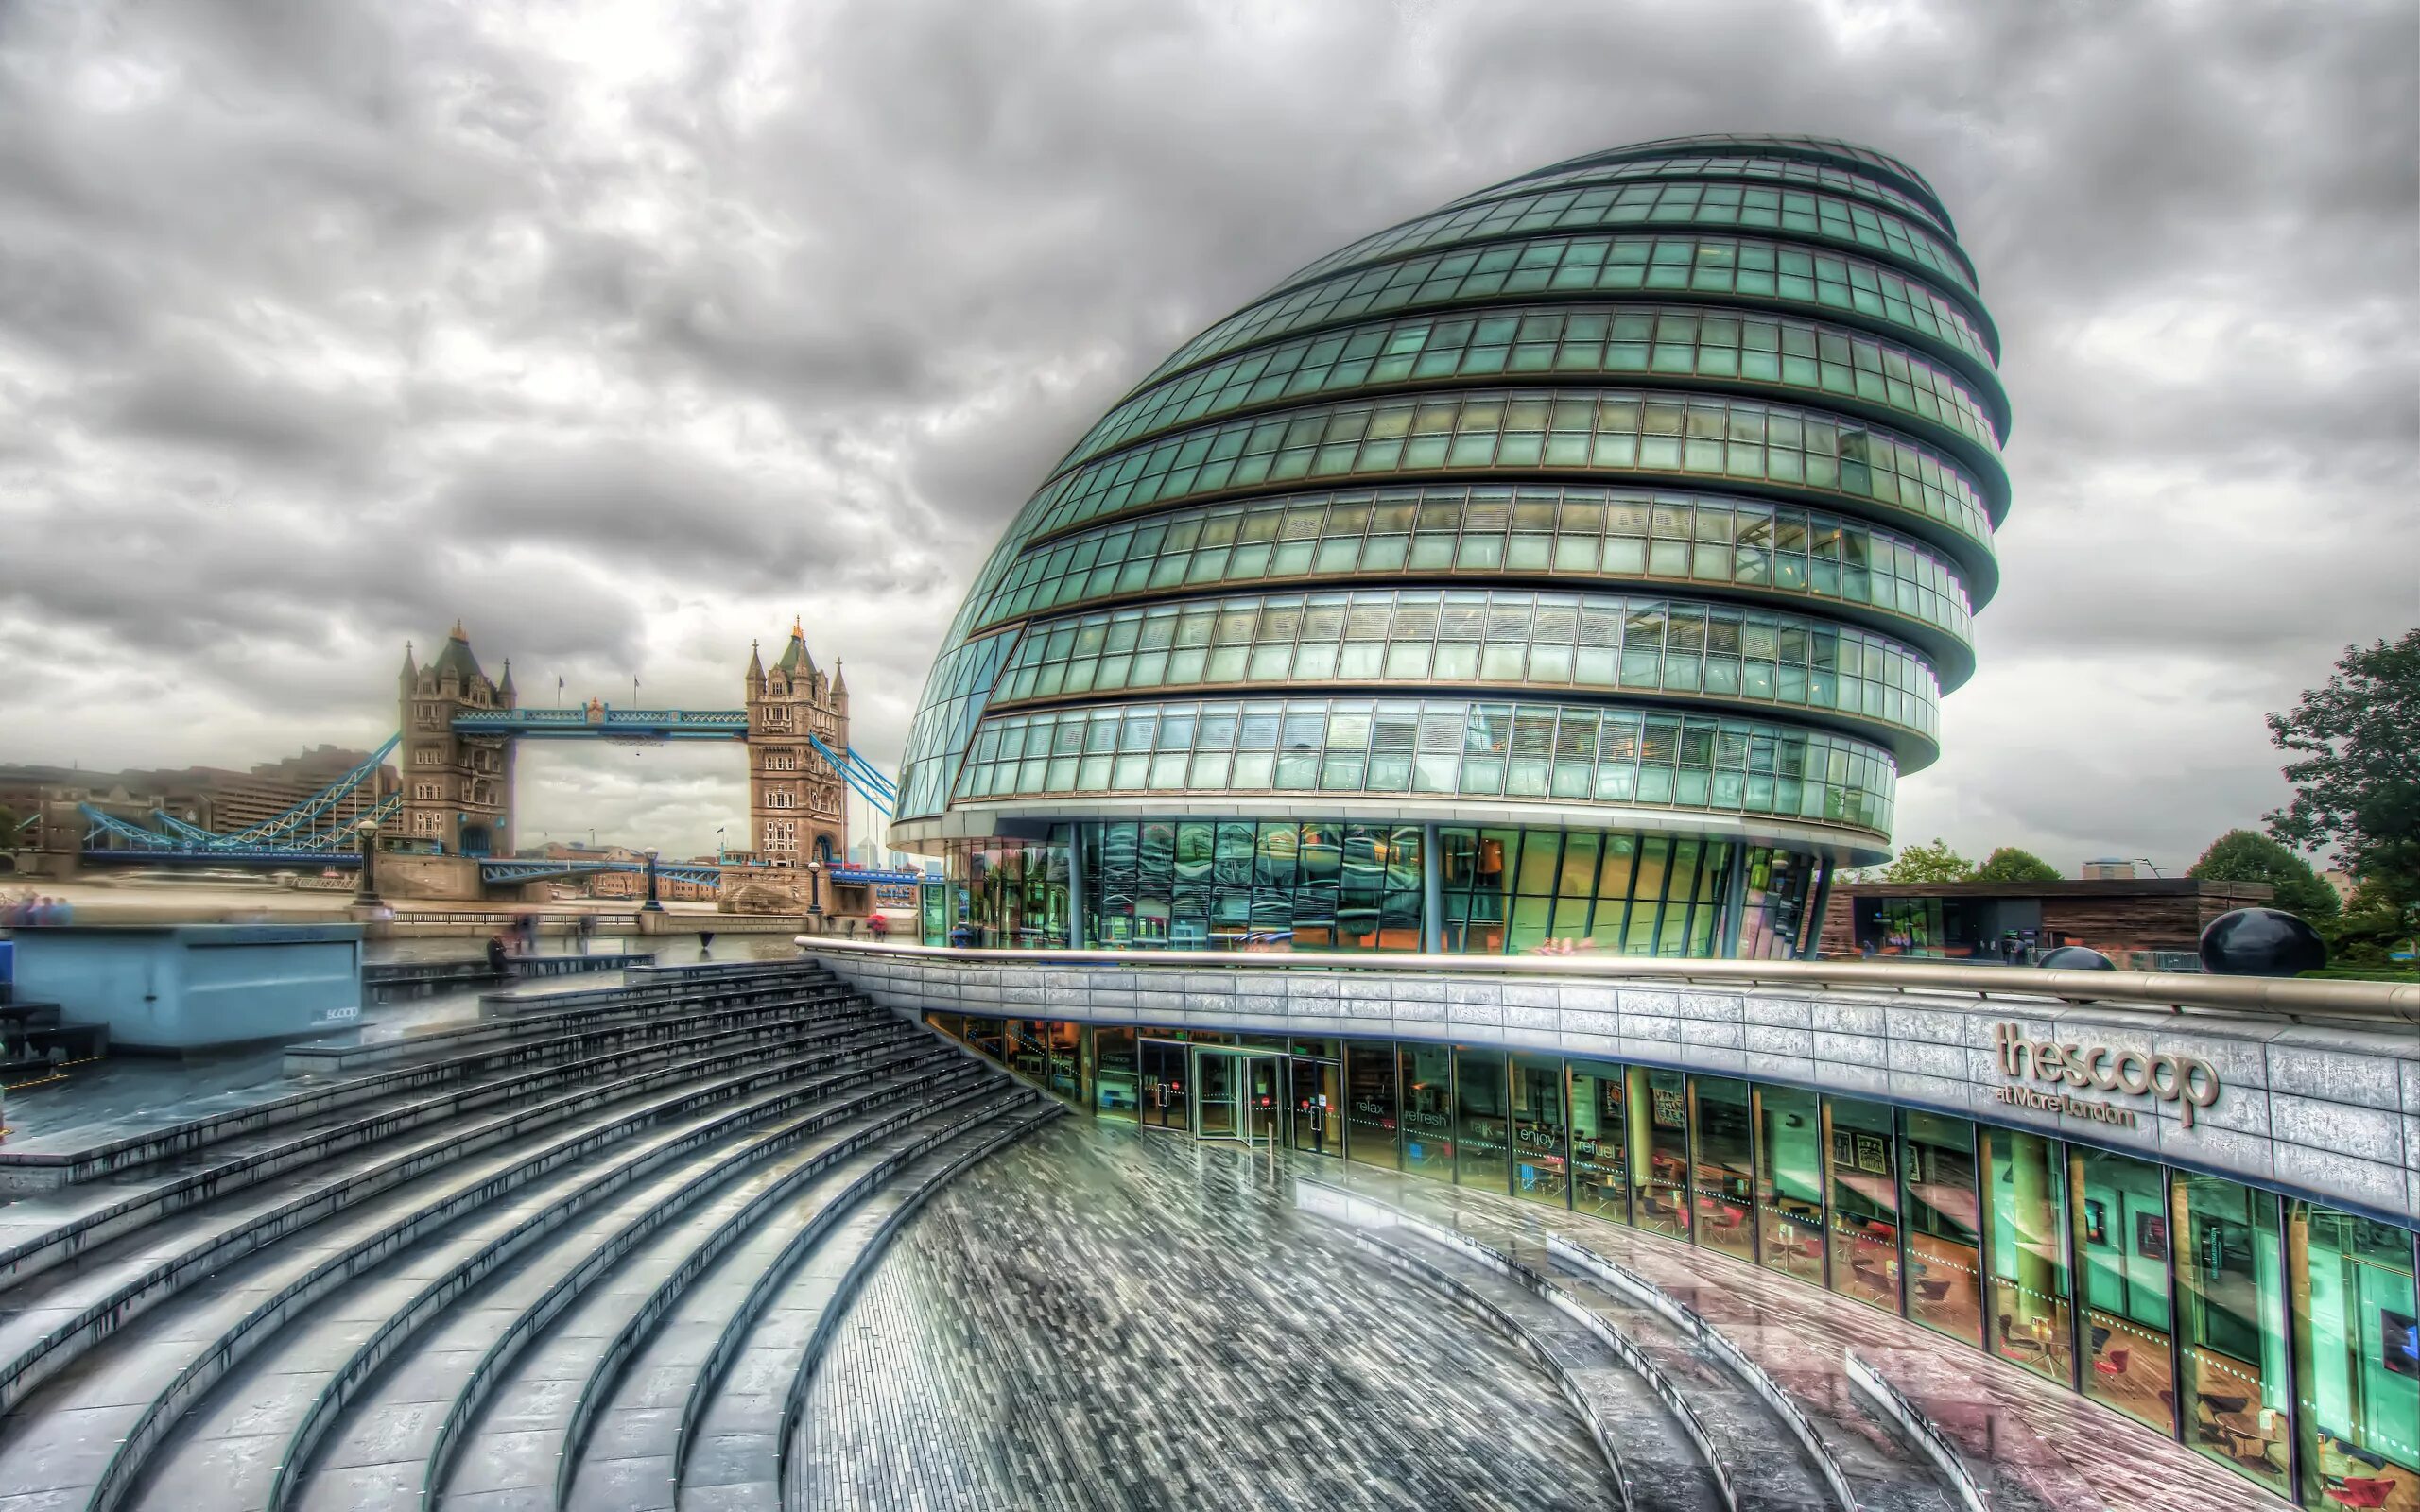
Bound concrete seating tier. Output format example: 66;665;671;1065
0;960;1054;1512
0;983;102;1085
0;991;900;1290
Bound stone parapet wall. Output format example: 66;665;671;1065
798;941;2420;1229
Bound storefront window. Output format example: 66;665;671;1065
1690;1075;1755;1262
1755;1084;1824;1284
1399;1043;1455;1181
1455;1048;1511;1192
1345;1042;1398;1169
1569;1058;1629;1224
1091;1026;1137;1122
2175;1172;2292;1495
1511;1054;1568;1206
1007;1019;1050;1084
2290;1205;2418;1509
1984;1128;2074;1383
1043;1020;1081;1100
1631;1065;1690;1239
1900;1109;1981;1344
1826;1096;1900;1312
2072;1147;2175;1433
964;1015;1007;1063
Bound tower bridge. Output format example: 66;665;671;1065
51;621;905;909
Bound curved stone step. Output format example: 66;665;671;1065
128;1063;992;1512
554;1095;1051;1512
412;1079;1003;1512
0;997;898;1294
1348;1227;1700;1512
0;1038;948;1509
684;1100;1063;1512
0;1016;921;1425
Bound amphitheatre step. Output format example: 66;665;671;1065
0;976;872;1189
673;1098;1062;1512
0;1038;965;1512
0;1024;935;1437
1348;1226;1721;1512
122;1060;994;1512
0;1001;901;1288
549;1091;1053;1512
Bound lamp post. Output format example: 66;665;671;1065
353;817;383;908
806;857;823;931
641;848;664;913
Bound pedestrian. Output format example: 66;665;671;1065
866;912;889;943
577;912;595;955
698;931;715;956
486;934;508;976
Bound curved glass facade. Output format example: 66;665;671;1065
899;133;2007;956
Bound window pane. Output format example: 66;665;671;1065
2290;1204;2418;1507
1631;1065;1690;1239
1900;1108;1981;1344
1512;1054;1568;1206
1755;1084;1824;1285
1690;1075;1755;1262
1456;1047;1511;1192
2176;1172;2291;1494
1092;1025;1137;1123
1985;1128;2075;1384
1346;1041;1399;1170
1400;1043;1456;1182
2074;1146;2177;1435
1569;1058;1630;1224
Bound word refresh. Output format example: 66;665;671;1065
1992;1023;2221;1129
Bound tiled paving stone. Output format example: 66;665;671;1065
793;1121;1620;1512
1315;1162;2296;1512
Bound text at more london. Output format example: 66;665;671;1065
1993;1022;2221;1128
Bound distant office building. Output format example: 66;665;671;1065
896;134;2010;956
1;746;399;847
2079;857;2138;881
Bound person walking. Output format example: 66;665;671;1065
576;912;595;955
486;934;509;977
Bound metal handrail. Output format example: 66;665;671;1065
793;937;2420;1021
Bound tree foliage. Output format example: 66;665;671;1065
2188;829;2341;919
2266;629;2420;915
1879;837;1975;884
1974;846;2061;884
0;803;19;847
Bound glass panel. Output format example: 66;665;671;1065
1008;1019;1048;1083
1985;1127;2074;1383
1631;1065;1690;1239
1090;1026;1137;1121
2290;1205;2419;1507
1900;1109;1981;1343
2074;1146;2177;1434
1194;1049;1240;1139
1755;1084;1824;1284
1242;1053;1284;1146
1044;1020;1080;1100
1137;1038;1186;1131
1511;1054;1569;1207
1400;1043;1456;1181
2176;1172;2290;1494
1824;1096;1900;1311
1690;1075;1755;1261
1346;1041;1399;1169
1455;1047;1511;1192
964;1015;1006;1063
1289;1057;1342;1158
1569;1058;1629;1224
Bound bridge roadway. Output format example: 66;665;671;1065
0;951;2311;1512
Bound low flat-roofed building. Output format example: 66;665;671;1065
1819;876;2274;967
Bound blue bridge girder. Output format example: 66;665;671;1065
476;858;723;888
80;848;359;868
451;709;749;740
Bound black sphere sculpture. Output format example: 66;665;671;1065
2200;907;2327;977
2038;945;2117;971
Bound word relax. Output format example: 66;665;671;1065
1992;1023;2221;1129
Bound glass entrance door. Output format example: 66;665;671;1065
1139;1039;1188;1132
1193;1048;1282;1144
1290;1057;1342;1158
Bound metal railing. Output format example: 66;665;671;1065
792;937;2420;1021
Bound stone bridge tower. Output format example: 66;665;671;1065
743;621;848;870
398;623;515;857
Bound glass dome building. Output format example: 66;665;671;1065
894;134;2008;955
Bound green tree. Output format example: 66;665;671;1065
1879;837;1975;884
0;802;19;847
2266;628;2420;916
2188;829;2341;919
1974;846;2061;884
2320;875;2416;967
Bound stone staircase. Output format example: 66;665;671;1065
0;957;1053;1512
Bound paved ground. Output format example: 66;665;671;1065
799;1119;1619;1511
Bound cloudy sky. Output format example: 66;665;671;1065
0;0;2412;870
